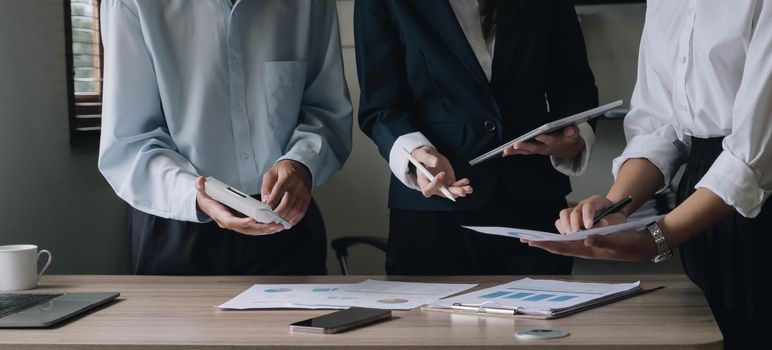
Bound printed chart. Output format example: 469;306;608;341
431;278;641;316
217;284;349;309
478;290;579;303
294;280;477;310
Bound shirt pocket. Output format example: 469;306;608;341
263;61;307;141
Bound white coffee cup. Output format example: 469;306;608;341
0;245;52;292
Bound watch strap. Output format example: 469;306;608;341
647;222;673;263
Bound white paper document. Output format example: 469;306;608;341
217;284;351;310
294;279;477;311
463;215;663;242
430;278;641;316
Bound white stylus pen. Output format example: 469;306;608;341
401;147;456;202
451;303;518;315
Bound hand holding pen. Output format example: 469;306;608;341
403;146;473;201
591;196;632;227
556;195;633;234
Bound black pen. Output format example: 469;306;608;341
592;196;632;226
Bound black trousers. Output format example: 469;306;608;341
677;137;772;349
387;191;573;275
128;199;327;275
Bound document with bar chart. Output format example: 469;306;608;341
429;278;643;317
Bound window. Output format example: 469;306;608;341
65;0;102;143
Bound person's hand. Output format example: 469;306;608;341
411;146;473;199
556;195;621;233
520;229;659;262
195;177;284;236
503;125;584;159
261;159;312;226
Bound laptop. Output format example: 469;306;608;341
0;292;119;328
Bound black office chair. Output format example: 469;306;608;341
330;236;387;275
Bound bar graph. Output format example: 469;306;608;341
549;295;578;302
479;291;511;299
475;290;580;303
524;294;556;301
504;292;533;299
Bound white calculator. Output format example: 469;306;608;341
204;177;291;229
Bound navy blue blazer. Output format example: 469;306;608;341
355;0;599;211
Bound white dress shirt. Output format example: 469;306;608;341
614;0;772;218
98;0;352;222
389;0;594;191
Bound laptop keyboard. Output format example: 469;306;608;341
0;293;63;318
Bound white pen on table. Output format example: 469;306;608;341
451;303;518;315
401;147;456;202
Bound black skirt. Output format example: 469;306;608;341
387;188;573;276
676;137;772;349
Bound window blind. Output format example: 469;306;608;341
66;0;102;134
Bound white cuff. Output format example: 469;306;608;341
612;134;687;194
695;150;770;218
551;122;595;176
388;132;434;191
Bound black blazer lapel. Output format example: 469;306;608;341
412;0;490;92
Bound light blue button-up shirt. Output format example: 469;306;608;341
98;0;353;222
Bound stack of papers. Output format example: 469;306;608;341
218;280;476;311
429;278;642;317
463;215;663;242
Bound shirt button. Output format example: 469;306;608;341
681;105;688;112
240;152;249;160
483;120;496;133
230;58;237;66
234;105;242;113
679;56;687;63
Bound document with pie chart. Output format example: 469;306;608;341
217;284;351;309
293;279;477;310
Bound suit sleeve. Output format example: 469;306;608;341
354;0;420;160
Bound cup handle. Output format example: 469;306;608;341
37;249;52;279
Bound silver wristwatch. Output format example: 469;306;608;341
646;222;673;263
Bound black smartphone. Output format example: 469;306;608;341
289;307;392;334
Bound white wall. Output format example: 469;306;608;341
0;0;130;274
0;0;680;275
313;0;391;274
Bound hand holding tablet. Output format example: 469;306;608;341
469;100;623;165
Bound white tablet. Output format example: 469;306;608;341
469;100;623;166
204;177;291;229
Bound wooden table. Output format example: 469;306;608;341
0;275;721;349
